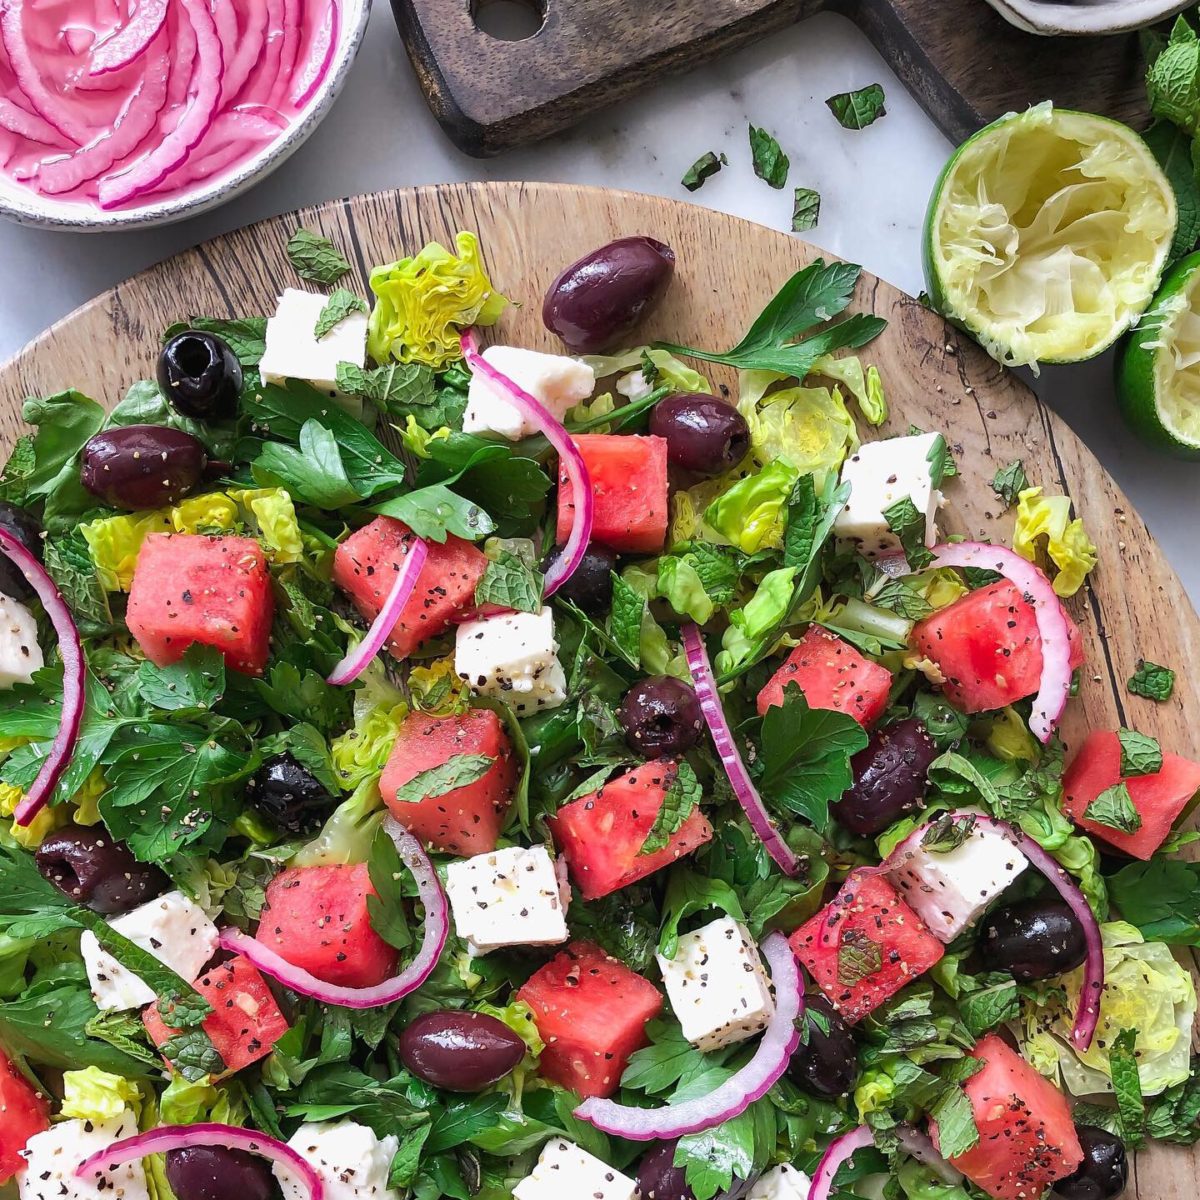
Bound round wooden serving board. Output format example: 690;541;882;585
0;182;1196;1189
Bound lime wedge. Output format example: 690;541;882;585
1117;250;1200;458
924;103;1177;369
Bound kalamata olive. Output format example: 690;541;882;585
165;1146;281;1200
648;395;750;476
543;543;619;613
618;676;703;759
35;822;168;915
543;236;676;353
245;753;336;836
0;502;43;600
635;1140;695;1200
787;995;859;1097
399;1009;526;1092
80;425;208;510
978;898;1088;983
1053;1127;1128;1200
831;718;938;836
158;330;242;420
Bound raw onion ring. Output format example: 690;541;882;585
808;1126;875;1200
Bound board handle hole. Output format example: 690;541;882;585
472;0;546;41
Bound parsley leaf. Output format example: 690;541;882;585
882;495;935;571
991;460;1029;507
748;124;789;188
367;827;413;952
792;187;820;232
393;754;496;805
658;870;746;959
1109;858;1200;946
642;761;702;855
826;83;887;130
608;573;645;668
136;644;225;712
682;151;726;192
1110;1027;1146;1148
1128;659;1176;701
1085;782;1143;834
474;550;543;614
621;1021;728;1096
286;228;352;285
1118;728;1163;776
257;420;362;508
314;289;368;339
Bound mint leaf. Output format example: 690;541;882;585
1110;1027;1146;1148
1128;659;1175;701
1086;782;1143;834
373;483;493;543
287;229;352;286
749;124;789;188
0;435;36;505
43;530;112;632
367;827;413;952
882;495;935;571
682;151;726;192
157;989;212;1030
959;982;1019;1038
163;317;267;366
609;572;645;669
136;644;225;712
826;83;887;130
837;927;882;986
991;460;1028;507
314;289;368;339
641;761;702;856
1118;728;1163;777
474;550;543;614
1109;858;1200;946
921;812;976;853
161;1028;226;1082
393;753;495;805
792;187;820;232
1143;121;1200;262
929;1085;979;1159
336;361;435;409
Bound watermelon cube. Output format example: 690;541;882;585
556;434;669;554
910;581;1085;714
0;1050;48;1183
517;940;662;1098
256;863;398;989
1062;730;1200;859
126;533;274;675
933;1034;1083;1200
757;625;893;725
143;955;289;1077
381;708;518;855
790;874;944;1023
549;760;713;901
333;516;488;661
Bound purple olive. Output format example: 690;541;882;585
831;718;938;836
35;822;168;915
0;503;42;601
399;1009;526;1092
978;898;1088;983
80;425;208;510
543;543;618;614
787;995;859;1097
1053;1127;1128;1200
543;237;676;353
635;1141;695;1200
617;677;703;759
649;395;749;476
165;1147;280;1200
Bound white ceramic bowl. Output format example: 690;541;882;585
984;0;1190;35
0;0;372;232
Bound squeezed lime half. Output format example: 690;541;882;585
924;103;1177;370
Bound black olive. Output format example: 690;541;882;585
787;995;859;1097
635;1140;695;1200
35;822;168;915
165;1147;281;1200
245;753;336;835
158;331;242;421
648;395;749;476
978;898;1088;982
80;425;209;510
617;676;703;759
1053;1127;1128;1200
543;543;619;614
831;718;938;835
0;502;43;601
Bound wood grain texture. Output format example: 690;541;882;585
390;0;1153;156
0;182;1195;1187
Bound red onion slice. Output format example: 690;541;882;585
574;933;802;1140
89;0;169;75
460;329;593;596
808;1126;875;1200
238;0;286;105
75;1123;322;1200
927;542;1071;743
326;535;428;685
0;530;85;828
221;1;269;104
290;0;340;107
0;97;68;146
269;0;303;108
683;623;800;876
218;819;448;1009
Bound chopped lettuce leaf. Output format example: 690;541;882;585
61;1067;141;1121
582;346;711;395
0;781;63;849
159;1074;246;1126
331;701;409;790
717;567;798;671
293;777;385;867
811;355;887;425
704;460;800;553
569;391;616;433
1013;487;1098;597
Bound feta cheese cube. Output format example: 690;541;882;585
0;593;43;689
748;1165;812;1200
259;288;368;400
19;1112;148;1200
833;432;945;560
513;1139;637;1200
463;345;594;440
889;818;1029;941
656;916;776;1052
275;1121;400;1200
81;890;219;1011
445;845;569;956
455;607;567;715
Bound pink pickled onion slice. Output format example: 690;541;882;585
0;530;85;827
808;1126;875;1200
269;0;302;108
461;329;593;597
683;622;800;876
211;0;238;102
239;0;285;105
575;933;802;1139
895;1125;962;1185
326;535;428;685
75;1123;322;1200
218;818;448;1009
0;5;91;144
97;0;222;208
222;0;269;104
89;0;169;74
63;27;96;56
928;542;1072;743
0;96;67;145
290;0;340;107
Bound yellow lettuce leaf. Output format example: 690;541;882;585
1013;487;1098;597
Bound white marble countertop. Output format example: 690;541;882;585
1;6;1197;603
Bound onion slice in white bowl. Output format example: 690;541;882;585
0;529;86;828
326;535;428;685
574;932;803;1139
808;1126;875;1200
75;1123;323;1200
460;329;593;597
89;0;170;75
682;623;801;876
218;818;447;1009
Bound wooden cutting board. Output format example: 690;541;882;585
391;0;1157;155
0;182;1195;1188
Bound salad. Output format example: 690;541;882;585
0;223;1195;1200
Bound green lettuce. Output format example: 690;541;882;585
60;1067;141;1121
705;461;800;553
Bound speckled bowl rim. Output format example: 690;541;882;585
983;0;1191;35
0;0;372;232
